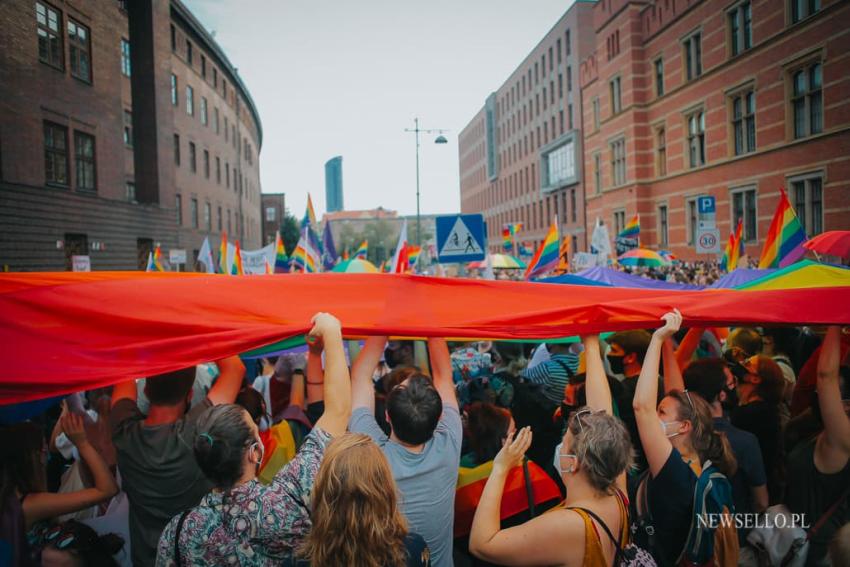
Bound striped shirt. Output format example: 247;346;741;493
521;353;579;406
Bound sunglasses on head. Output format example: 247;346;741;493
44;523;94;551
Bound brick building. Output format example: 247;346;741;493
260;192;285;245
459;1;597;254
581;0;850;260
0;0;262;271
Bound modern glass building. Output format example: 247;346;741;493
325;156;344;213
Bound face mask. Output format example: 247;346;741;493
553;441;575;474
384;348;398;368
659;418;681;438
607;355;625;375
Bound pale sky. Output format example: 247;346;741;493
184;0;577;219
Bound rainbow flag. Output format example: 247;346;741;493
274;232;289;273
264;257;274;275
301;194;317;229
501;226;512;251
758;188;807;269
407;245;421;267
230;240;244;275
145;246;165;272
218;233;228;274
618;215;640;239
510;223;523;235
291;228;319;273
720;218;744;271
354;240;368;259
524;219;559;279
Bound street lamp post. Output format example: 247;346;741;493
405;118;448;247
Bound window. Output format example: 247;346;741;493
186;85;194;116
216;156;221;183
558;73;563;98
225;162;230;187
567;66;572;92
74;131;96;191
792;63;823;139
204;202;211;231
223;79;227;99
214;108;220;134
189;142;196;173
190;198;198;229
654;58;664;97
566;30;571;55
656;127;667;176
568;104;573;129
186;40;193;65
683;32;703;81
126;181;135;203
123;110;133;147
176;194;182;224
658;205;669;246
224;117;229;141
729;2;753;56
732;187;758;242
213;67;218;87
173;134;180;165
43;121;69;185
200;97;208;125
171;74;178;105
68;19;91;82
266;207;277;222
170;24;176;51
732;90;756;154
217;206;222;231
687;110;706;167
227;209;232;233
36;2;63;69
542;139;577;190
593;153;602;194
610;77;622;115
614;210;626;235
610;138;626;186
557;39;562;64
570;189;577;223
203;149;209;178
201;55;206;78
687;197;699;245
791;0;820;23
232;125;236;147
121;38;131;77
791;174;823;235
593;98;600;131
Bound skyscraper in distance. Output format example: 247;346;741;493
325;156;344;213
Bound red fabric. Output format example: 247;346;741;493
1;272;849;404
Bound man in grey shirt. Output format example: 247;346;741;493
350;337;461;567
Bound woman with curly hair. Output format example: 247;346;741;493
299;433;430;567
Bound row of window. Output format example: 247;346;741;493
594;61;823;192
485;189;580;241
170;75;255;165
621;173;823;249
172;133;256;202
499;105;575;170
171;24;232;107
499;28;571;117
175;194;250;239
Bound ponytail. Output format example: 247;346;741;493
667;390;737;478
706;429;737;478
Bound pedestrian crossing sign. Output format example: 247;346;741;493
436;214;486;263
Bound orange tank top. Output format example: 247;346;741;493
569;490;630;567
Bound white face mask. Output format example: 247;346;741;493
659;418;681;438
553;441;576;474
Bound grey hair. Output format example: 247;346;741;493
567;408;634;492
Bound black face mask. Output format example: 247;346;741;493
722;385;739;412
384;348;399;368
607;355;625;375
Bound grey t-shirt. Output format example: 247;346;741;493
110;398;214;567
350;404;462;567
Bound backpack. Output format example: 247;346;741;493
632;461;737;567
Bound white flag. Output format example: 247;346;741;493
390;219;409;273
198;237;215;273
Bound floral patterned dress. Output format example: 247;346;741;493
155;428;330;567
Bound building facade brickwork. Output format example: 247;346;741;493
0;0;262;271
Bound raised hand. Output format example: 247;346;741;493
308;312;342;342
493;426;532;473
61;412;87;447
654;309;682;340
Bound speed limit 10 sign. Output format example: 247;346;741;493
696;228;721;254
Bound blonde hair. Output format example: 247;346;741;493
300;433;409;567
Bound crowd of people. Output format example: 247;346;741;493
2;310;850;566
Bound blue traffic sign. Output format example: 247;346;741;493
698;195;716;214
436;214;486;263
